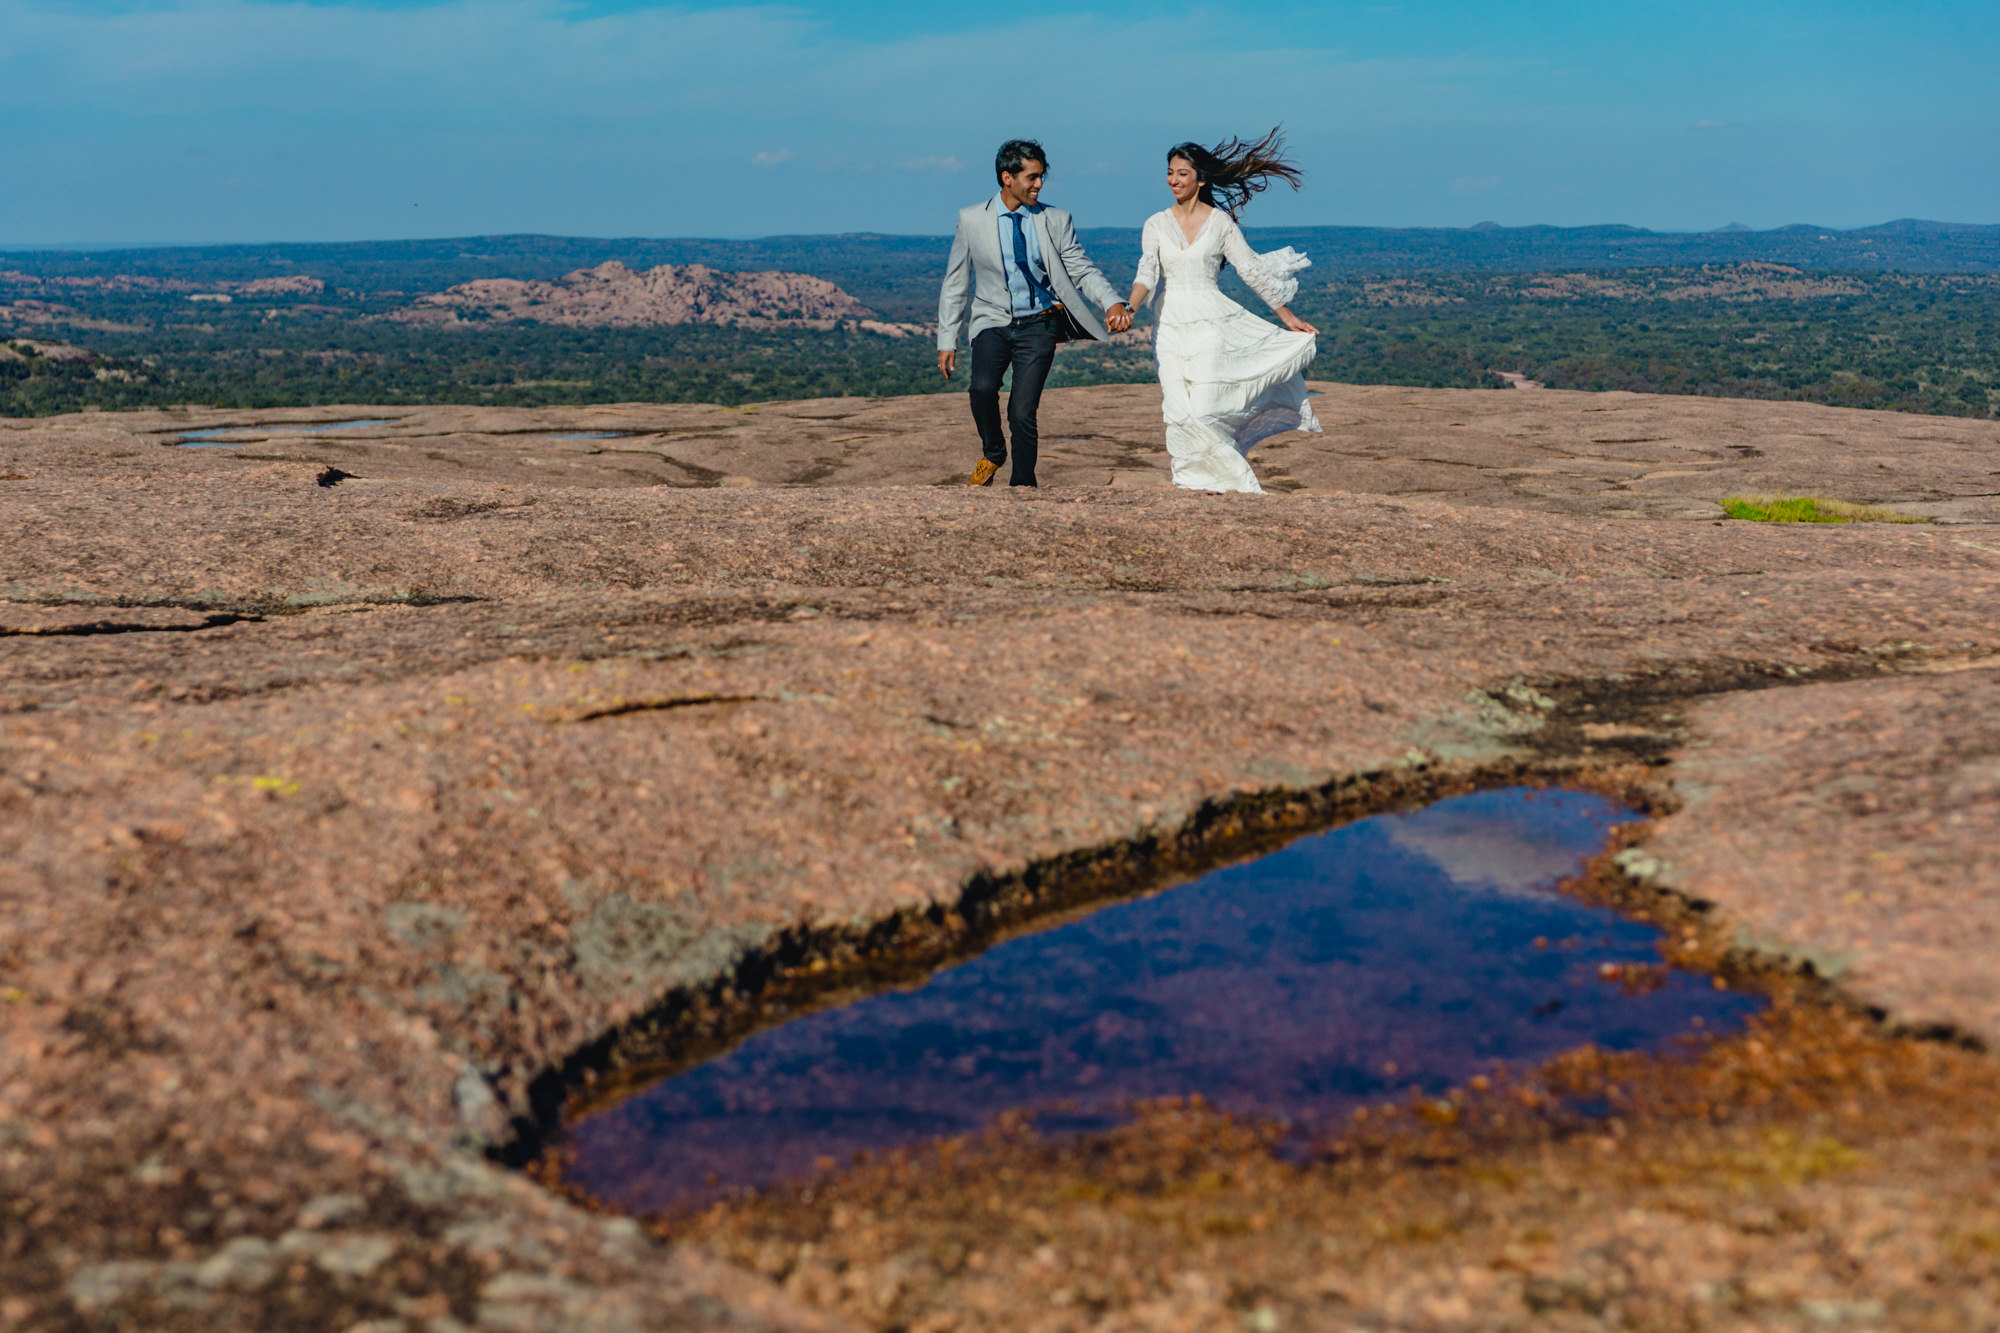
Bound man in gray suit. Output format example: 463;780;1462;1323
937;139;1133;487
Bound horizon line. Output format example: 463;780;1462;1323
4;217;1996;255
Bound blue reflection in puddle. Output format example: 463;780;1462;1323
565;787;1762;1212
176;419;394;445
549;431;636;440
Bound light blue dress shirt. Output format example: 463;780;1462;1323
995;196;1052;318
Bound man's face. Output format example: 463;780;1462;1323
1000;161;1045;206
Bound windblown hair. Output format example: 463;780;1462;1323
1166;128;1303;220
994;138;1048;185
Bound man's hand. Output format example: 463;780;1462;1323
1106;303;1133;334
938;350;956;379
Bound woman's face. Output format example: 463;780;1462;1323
1167;156;1200;204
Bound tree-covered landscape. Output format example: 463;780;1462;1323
5;223;1997;419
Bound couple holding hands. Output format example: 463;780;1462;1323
936;130;1321;494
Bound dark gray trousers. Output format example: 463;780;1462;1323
968;314;1060;487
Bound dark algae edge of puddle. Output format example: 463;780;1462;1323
510;758;1608;1166
508;661;1972;1217
558;786;1777;1213
660;869;2000;1331
671;995;2000;1333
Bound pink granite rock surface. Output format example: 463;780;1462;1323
3;383;1998;1329
392;262;877;328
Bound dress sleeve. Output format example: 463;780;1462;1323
1219;218;1310;311
1133;216;1162;306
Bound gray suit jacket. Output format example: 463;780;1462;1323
936;196;1123;352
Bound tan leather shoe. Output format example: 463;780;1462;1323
969;458;1000;487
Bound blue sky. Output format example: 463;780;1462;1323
6;0;1996;244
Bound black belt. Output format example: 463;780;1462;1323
1012;304;1063;326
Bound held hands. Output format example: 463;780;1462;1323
942;304;1136;365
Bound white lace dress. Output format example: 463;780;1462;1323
1134;209;1321;493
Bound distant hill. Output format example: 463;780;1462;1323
4;220;1997;321
1198;218;2000;279
390;260;906;330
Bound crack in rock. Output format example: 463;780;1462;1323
0;612;257;637
558;693;764;723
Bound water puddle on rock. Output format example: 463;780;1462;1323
549;431;637;440
562;787;1764;1215
175;418;394;445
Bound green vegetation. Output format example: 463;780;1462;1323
1;323;945;415
5;261;1999;420
12;220;1999;315
0;320;1167;416
1288;271;2000;415
1719;495;1930;524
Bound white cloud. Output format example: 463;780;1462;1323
0;0;1429;238
5;0;1989;239
1382;816;1590;897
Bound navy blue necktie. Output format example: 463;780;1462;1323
1009;212;1052;311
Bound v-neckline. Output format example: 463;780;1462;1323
1169;206;1216;249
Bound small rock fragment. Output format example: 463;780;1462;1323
313;1233;399;1278
297;1193;366;1231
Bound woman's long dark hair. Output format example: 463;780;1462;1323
1166;128;1303;220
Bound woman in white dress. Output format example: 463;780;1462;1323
1126;131;1321;494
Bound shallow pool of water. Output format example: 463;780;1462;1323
549;431;635;440
176;418;393;444
564;787;1763;1213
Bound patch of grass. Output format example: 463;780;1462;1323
1720;494;1930;524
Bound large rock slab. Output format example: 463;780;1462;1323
3;383;1999;1329
11;380;2000;518
1647;666;2000;1040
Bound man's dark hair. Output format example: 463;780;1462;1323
994;138;1048;184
